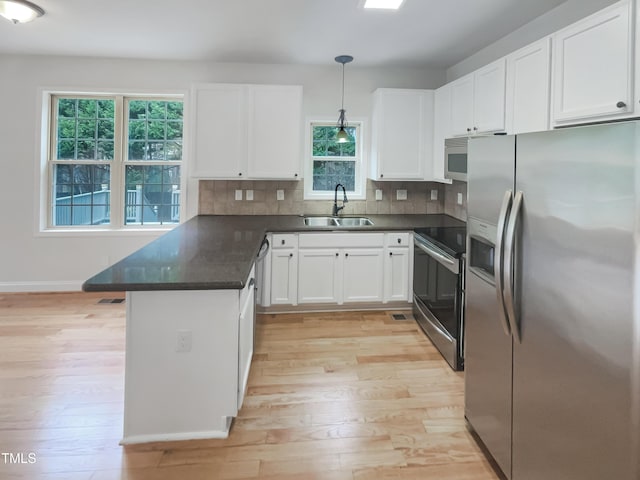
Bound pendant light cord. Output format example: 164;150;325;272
341;62;345;111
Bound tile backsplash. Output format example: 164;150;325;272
199;179;445;216
444;180;467;221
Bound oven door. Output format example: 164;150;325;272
413;236;463;370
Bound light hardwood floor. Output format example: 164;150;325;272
0;292;500;480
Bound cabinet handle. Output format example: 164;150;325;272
335;252;339;257
294;173;298;177
389;252;393;256
281;239;285;245
380;174;384;178
473;127;478;131
239;172;243;176
467;127;471;132
345;253;349;257
289;253;293;258
397;238;401;244
617;101;627;108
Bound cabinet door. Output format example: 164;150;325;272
298;249;340;304
238;278;254;410
433;84;452;180
247;85;302;179
342;249;384;303
270;250;298;305
384;247;410;302
473;58;506;133
371;89;431;180
450;74;475;137
190;84;247;178
506;38;551;134
552;1;633;124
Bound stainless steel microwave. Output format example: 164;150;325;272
444;137;468;182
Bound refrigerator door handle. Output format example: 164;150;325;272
494;189;513;336
504;190;523;343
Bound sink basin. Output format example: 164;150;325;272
336;217;374;226
303;216;339;227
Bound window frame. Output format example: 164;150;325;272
40;90;186;234
303;117;366;201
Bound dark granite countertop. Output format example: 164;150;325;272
82;214;465;292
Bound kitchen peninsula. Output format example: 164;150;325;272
83;214;464;444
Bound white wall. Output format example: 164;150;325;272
0;54;444;291
446;0;620;81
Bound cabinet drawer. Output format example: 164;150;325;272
271;234;298;249
298;233;385;249
385;232;411;247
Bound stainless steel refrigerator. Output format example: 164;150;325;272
464;121;639;480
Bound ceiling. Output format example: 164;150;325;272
0;0;567;68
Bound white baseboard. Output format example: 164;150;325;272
120;429;230;445
0;281;83;293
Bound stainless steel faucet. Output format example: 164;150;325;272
332;183;348;216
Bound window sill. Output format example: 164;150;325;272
303;193;366;201
36;226;178;238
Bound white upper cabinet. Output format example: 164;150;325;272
450;74;475;136
450;58;506;136
473;59;507;133
551;0;634;125
190;84;247;178
247;85;302;179
370;88;435;181
505;37;551;134
432;84;453;181
190;83;303;179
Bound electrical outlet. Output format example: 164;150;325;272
176;330;192;353
276;189;285;201
375;189;383;201
245;189;254;201
396;189;407;201
430;189;438;201
235;190;243;201
457;192;463;205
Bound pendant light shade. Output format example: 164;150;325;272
0;0;44;23
335;55;353;144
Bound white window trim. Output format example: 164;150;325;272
303;117;367;201
36;88;188;235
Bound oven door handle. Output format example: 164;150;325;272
414;239;458;274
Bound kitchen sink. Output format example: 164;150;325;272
336;217;374;226
303;216;339;226
303;216;374;227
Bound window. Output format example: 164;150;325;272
48;95;183;229
304;121;364;200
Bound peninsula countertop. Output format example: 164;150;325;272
82;214;466;292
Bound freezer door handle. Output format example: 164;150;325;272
504;190;523;343
494;190;513;337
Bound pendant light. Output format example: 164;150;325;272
0;0;45;23
335;55;353;144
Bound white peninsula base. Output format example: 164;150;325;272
120;268;255;445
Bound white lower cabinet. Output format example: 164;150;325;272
297;249;341;303
342;249;385;303
269;234;298;305
237;269;255;409
383;232;411;303
384;247;410;302
264;232;411;307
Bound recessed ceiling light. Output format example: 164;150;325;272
363;0;405;10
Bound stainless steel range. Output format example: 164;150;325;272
412;226;466;371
